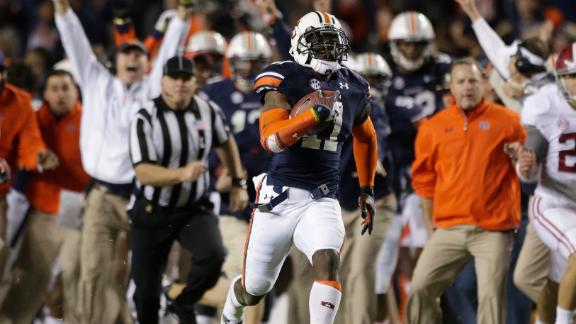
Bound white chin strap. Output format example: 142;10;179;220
311;59;341;75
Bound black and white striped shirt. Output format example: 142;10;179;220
130;96;230;208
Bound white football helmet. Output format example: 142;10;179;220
289;11;350;75
355;53;392;100
226;31;272;60
388;11;435;71
555;42;576;104
226;31;272;92
185;31;227;57
355;53;392;77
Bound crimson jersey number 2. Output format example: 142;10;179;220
301;101;344;152
559;132;576;172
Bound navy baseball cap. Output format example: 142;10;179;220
118;40;148;55
163;56;195;76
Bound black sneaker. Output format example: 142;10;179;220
163;285;197;324
166;302;197;324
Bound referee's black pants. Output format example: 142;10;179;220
128;201;226;324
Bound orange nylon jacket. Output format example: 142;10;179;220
412;100;525;231
27;102;89;214
0;84;46;197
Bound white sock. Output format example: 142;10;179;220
196;314;214;324
221;275;245;323
309;281;342;324
556;306;575;324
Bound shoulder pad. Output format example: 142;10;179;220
253;61;297;94
340;67;370;93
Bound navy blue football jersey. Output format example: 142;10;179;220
253;61;371;191
386;54;451;197
386;53;451;133
339;100;393;211
201;79;269;219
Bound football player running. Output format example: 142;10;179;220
512;43;576;324
221;11;379;324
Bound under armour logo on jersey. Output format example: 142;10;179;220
339;82;349;90
320;301;336;309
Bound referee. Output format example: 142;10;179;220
128;55;248;324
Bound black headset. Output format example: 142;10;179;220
515;42;546;77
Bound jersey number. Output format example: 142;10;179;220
301;101;344;152
559;132;576;172
395;91;436;117
231;110;260;134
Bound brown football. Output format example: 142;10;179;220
290;90;338;135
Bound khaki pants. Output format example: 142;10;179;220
219;216;249;278
79;186;131;324
219;215;265;324
513;222;549;302
407;225;513;324
0;198;7;279
0;210;64;323
60;229;82;324
336;194;396;324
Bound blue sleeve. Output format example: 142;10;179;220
370;102;391;162
272;19;293;62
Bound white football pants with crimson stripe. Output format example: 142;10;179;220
529;193;576;282
242;173;345;297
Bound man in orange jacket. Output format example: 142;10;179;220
0;69;89;323
406;58;525;324
0;57;58;286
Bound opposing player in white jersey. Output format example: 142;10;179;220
516;43;576;324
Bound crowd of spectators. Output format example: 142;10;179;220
1;0;575;100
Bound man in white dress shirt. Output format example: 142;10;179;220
53;0;191;322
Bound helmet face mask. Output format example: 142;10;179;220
558;74;576;105
290;11;350;75
298;26;349;62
